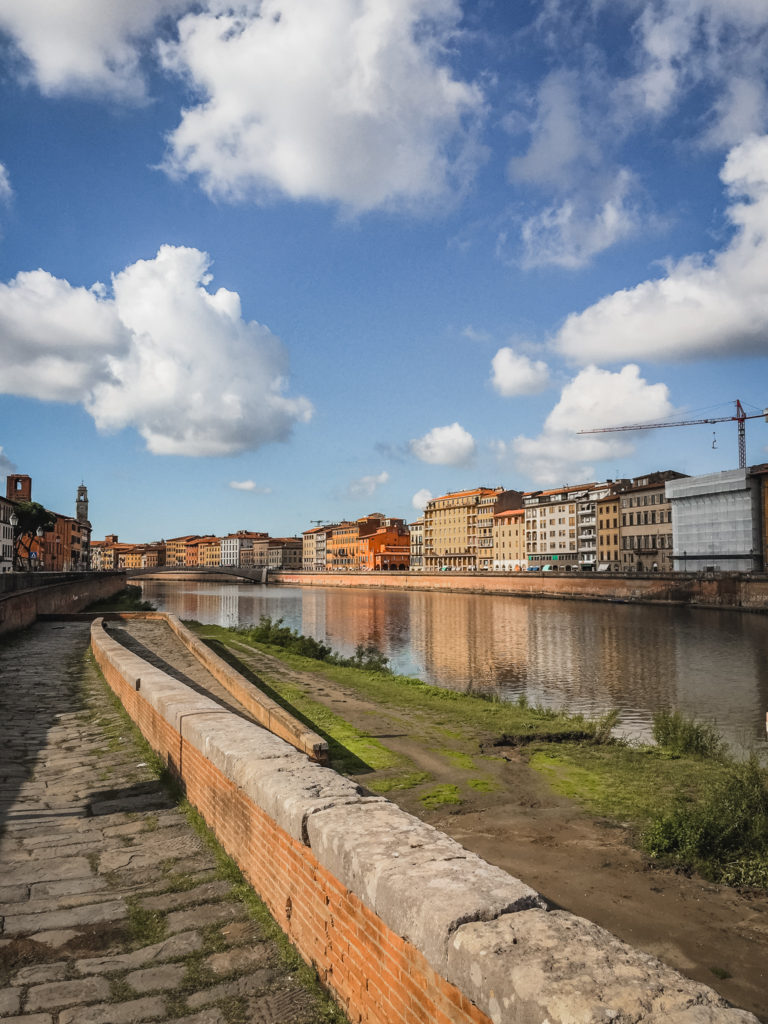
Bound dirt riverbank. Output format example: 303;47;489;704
204;633;768;1022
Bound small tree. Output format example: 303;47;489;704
13;501;56;569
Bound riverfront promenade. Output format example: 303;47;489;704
0;621;339;1024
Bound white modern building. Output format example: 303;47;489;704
665;469;762;572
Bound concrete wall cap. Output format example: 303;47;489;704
446;910;758;1024
306;800;543;977
242;760;368;844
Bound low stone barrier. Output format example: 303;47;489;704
91;612;328;764
0;572;125;636
89;616;758;1024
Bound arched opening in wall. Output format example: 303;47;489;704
398;564;405;571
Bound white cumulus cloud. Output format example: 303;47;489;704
0;446;16;480
0;0;190;100
229;480;272;493
520;169;645;270
349;470;389;498
507;364;674;486
159;0;485;212
490;347;549;397
0;245;312;456
0;164;12;202
410;422;475;465
555;135;768;364
412;488;432;511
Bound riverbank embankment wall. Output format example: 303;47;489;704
0;572;126;636
273;570;768;612
90;612;756;1024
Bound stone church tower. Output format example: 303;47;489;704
76;483;89;525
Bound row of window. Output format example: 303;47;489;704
623;510;671;525
621;493;666;508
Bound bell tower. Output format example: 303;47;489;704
76;483;89;525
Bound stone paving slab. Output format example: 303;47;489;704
0;621;343;1024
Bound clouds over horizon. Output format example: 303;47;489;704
504;364;673;486
554;135;768;364
0;245;312;456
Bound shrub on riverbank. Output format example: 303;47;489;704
641;752;768;888
84;586;156;613
234;616;392;673
652;710;725;760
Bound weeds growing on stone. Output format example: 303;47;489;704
125;897;167;949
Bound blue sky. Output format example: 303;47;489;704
1;0;767;542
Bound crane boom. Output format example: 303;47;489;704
577;400;767;470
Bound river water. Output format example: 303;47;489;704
138;579;768;753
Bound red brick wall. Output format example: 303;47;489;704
94;638;492;1024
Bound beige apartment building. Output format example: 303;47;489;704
303;524;337;571
423;487;505;571
408;517;424;570
620;471;685;572
596;490;622;570
492;508;525;571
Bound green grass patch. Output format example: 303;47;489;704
467;778;497;792
420;784;461;810
366;771;431;794
190;623;613;748
529;743;726;825
442;750;476;770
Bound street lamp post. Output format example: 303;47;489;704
9;511;19;571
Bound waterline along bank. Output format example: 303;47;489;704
271;569;768;613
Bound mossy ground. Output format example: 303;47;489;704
189;622;768;892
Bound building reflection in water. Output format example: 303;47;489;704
139;581;768;751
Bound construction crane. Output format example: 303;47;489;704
577;399;767;470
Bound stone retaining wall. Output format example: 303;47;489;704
88;616;757;1024
273;570;768;612
0;572;126;636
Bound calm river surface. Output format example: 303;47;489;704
138;579;768;752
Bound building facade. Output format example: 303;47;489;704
408;517;424;570
166;536;199;566
423;488;504;571
666;468;763;572
492;508;525;571
619;472;684;572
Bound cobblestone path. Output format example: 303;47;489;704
0;621;342;1024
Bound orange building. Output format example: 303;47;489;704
166;535;199;566
184;536;220;566
359;521;410;571
198;537;222;567
41;515;90;572
327;521;360;570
